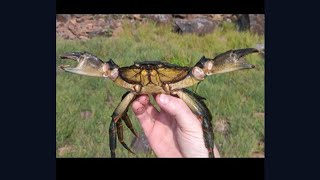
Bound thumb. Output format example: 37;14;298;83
156;94;201;130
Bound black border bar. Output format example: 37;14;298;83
57;0;264;14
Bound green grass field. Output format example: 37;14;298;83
56;21;264;158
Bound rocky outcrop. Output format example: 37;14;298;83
249;14;265;35
56;14;264;40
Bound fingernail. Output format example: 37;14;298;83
159;94;169;105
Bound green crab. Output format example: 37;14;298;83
59;48;259;158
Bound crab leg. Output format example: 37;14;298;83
109;92;137;158
116;119;136;155
60;52;120;79
174;88;215;158
120;92;139;137
170;48;258;90
60;52;137;91
109;120;117;158
192;48;258;77
122;113;139;137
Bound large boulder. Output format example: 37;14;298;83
142;14;173;24
249;14;265;35
173;18;218;36
130;132;152;154
233;14;265;35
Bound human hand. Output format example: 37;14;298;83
132;94;220;158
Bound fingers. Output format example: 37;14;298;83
132;95;159;135
155;94;201;130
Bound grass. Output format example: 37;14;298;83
56;21;264;158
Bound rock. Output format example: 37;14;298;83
56;14;71;23
96;18;106;27
223;14;236;23
116;22;122;27
173;14;207;20
231;14;264;35
76;17;85;23
214;119;230;135
56;21;61;28
86;23;94;29
172;14;189;19
56;26;76;40
132;14;142;21
58;145;75;156
255;43;265;58
142;14;173;24
251;139;264;158
256;44;265;55
79;36;89;40
112;26;124;37
255;43;265;52
56;14;264;40
235;14;250;31
73;14;84;18
251;152;264;158
130;132;152;154
69;18;77;25
173;18;218;35
249;14;265;35
67;23;77;34
172;14;202;19
88;29;112;38
88;30;102;38
80;110;92;118
209;14;224;21
254;112;265;118
105;17;118;29
128;14;142;21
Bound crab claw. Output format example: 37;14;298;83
59;52;119;80
192;48;258;79
60;52;83;62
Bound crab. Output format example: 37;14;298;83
59;48;259;158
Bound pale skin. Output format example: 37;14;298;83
131;93;220;158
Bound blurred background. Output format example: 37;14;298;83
56;14;264;158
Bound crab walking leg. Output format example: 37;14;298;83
109;92;137;158
174;88;215;158
116;119;136;155
119;92;139;137
109;121;117;158
122;113;139;137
